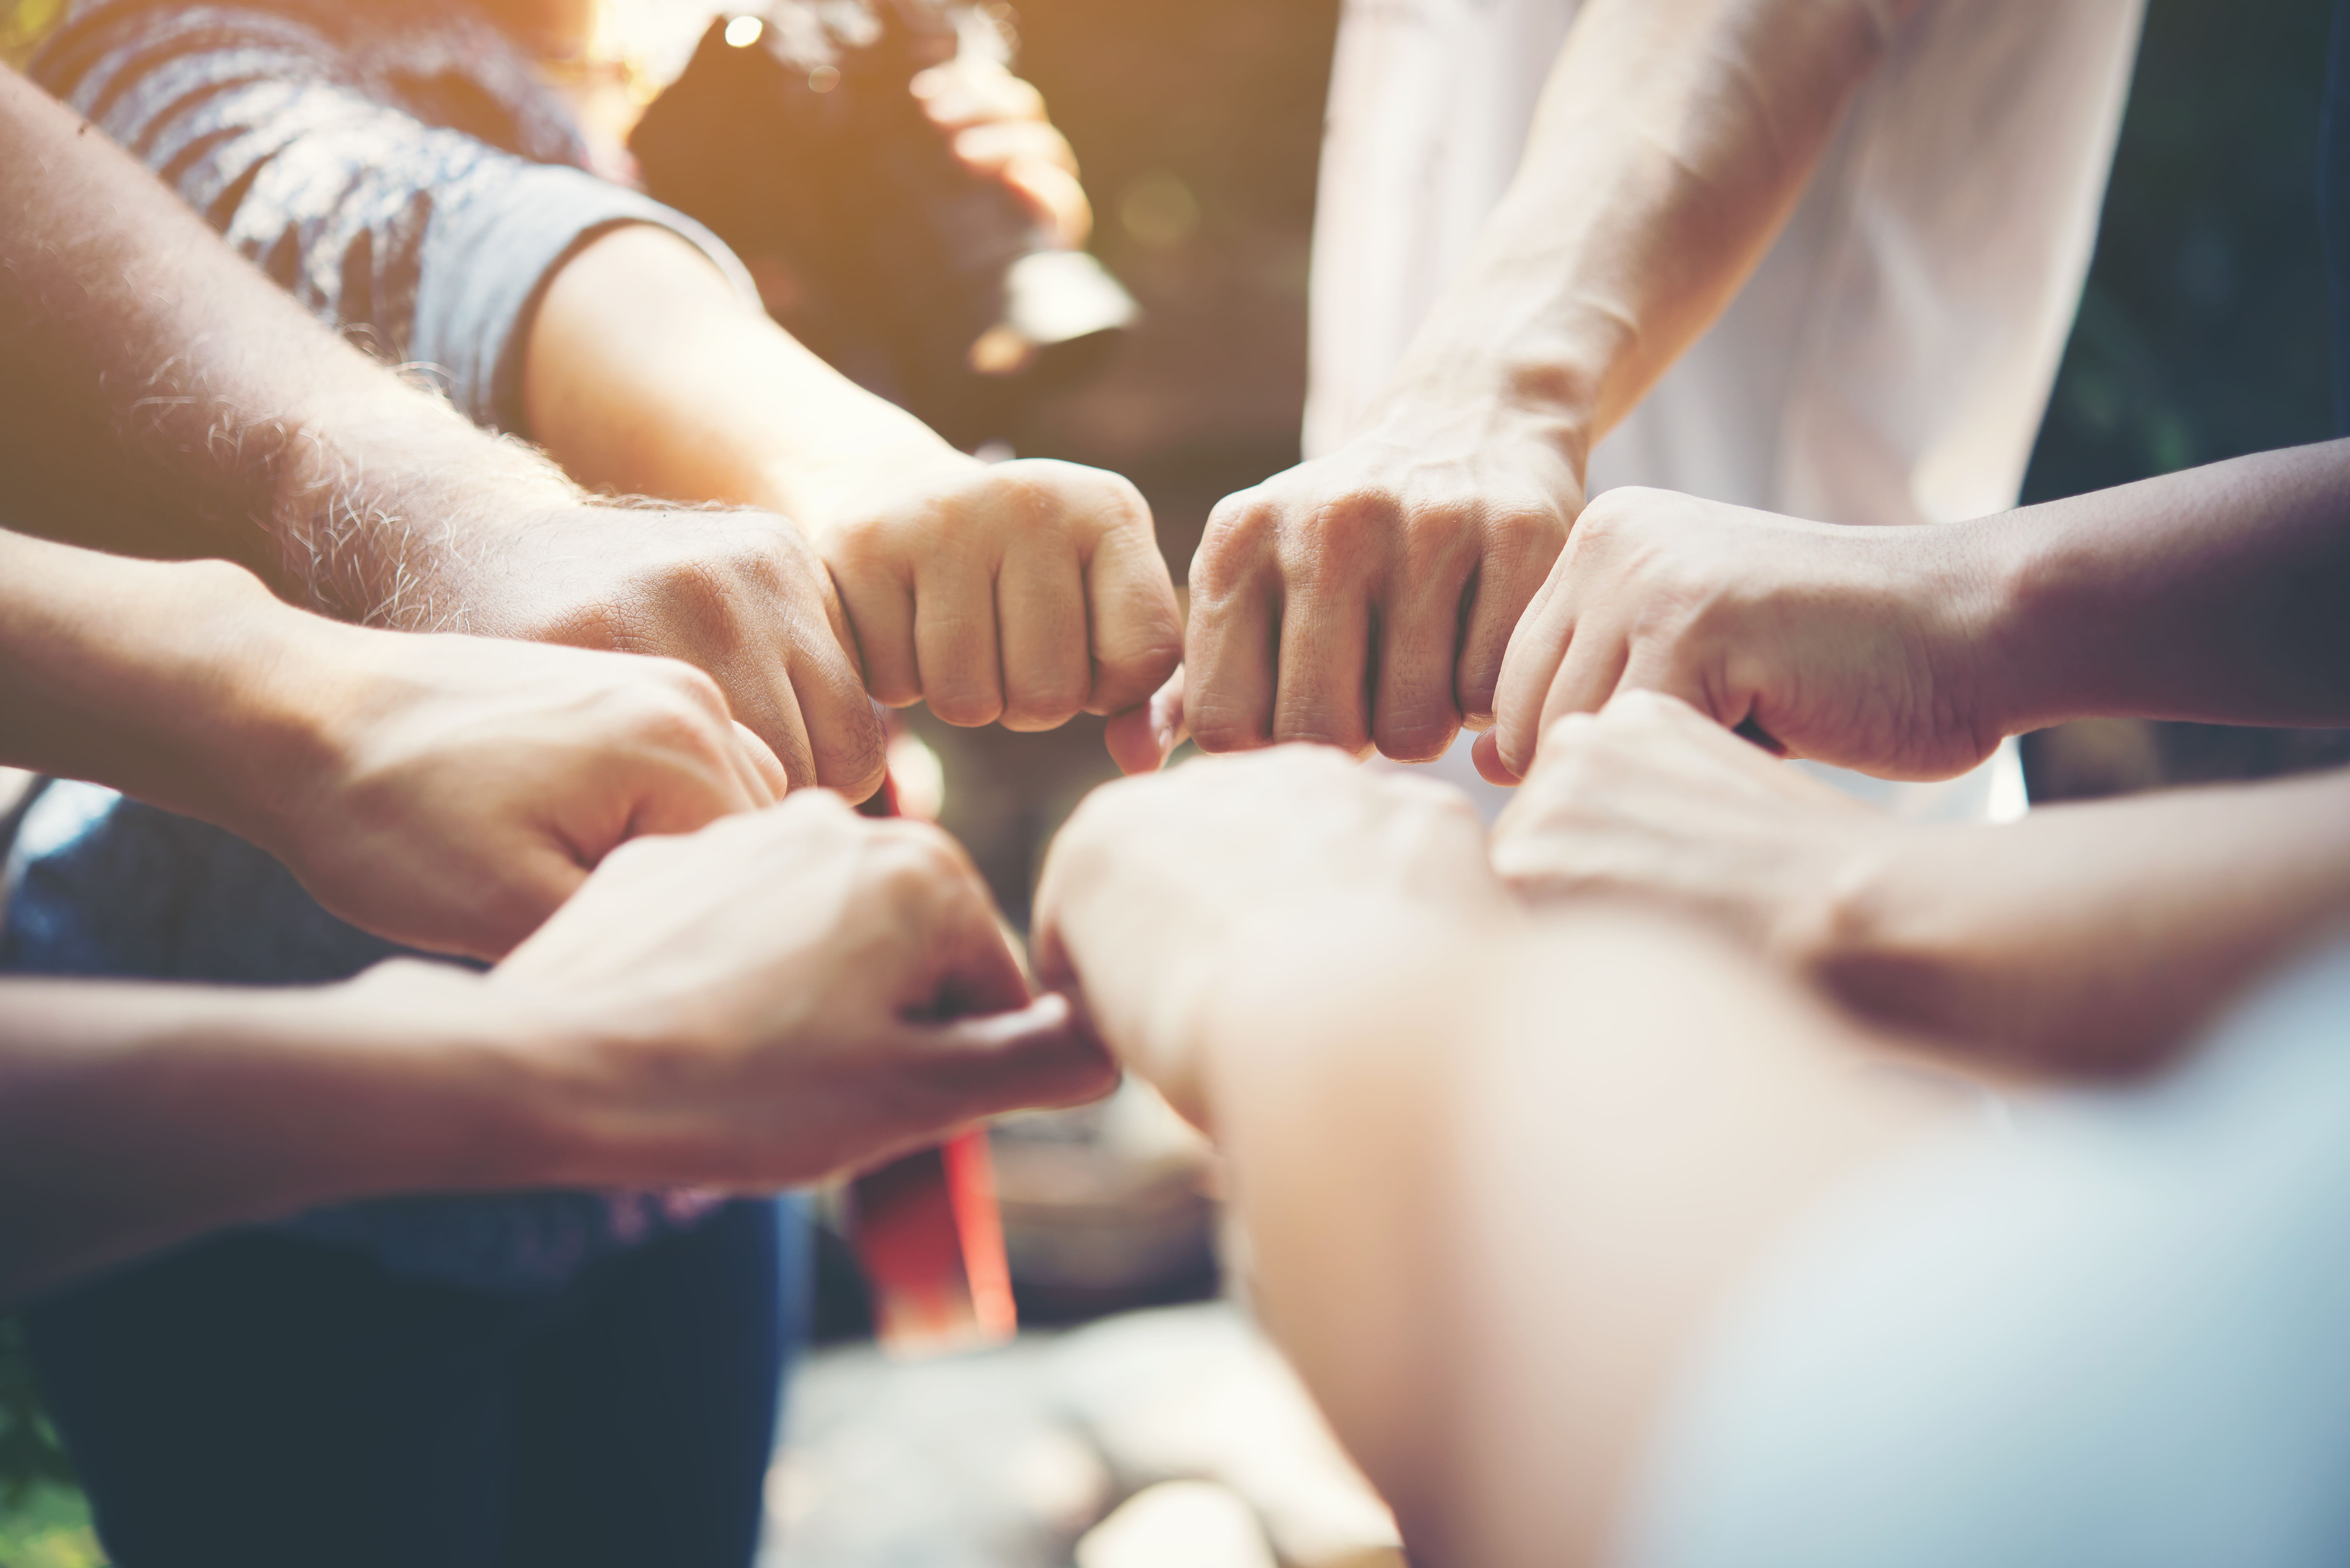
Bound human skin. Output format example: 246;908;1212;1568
1492;692;2350;1076
0;527;793;959
1032;748;1945;1565
0;792;1116;1306
1481;441;2350;783
0;64;883;795
1160;0;1927;767
519;68;1182;763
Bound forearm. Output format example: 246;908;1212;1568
0;530;343;837
1979;440;2350;730
1795;768;2350;1072
521;224;971;529
0;67;575;618
0;967;572;1304
1366;0;1914;461
1192;905;1935;1565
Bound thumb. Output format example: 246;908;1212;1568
1104;665;1187;775
1470;728;1522;786
898;992;1118;1120
446;841;592;963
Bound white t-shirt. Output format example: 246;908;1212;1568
1314;0;2147;820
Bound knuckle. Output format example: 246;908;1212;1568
1299;489;1399;569
1192;494;1280;598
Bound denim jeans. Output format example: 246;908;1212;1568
4;785;808;1567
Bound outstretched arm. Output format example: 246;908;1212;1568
0;62;882;792
0;793;1112;1304
1492;692;2350;1074
0;526;795;958
1485;440;2350;783
1174;0;1922;766
1033;748;1940;1564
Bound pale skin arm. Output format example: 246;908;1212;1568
0;525;788;960
1493;692;2350;1074
0;793;1115;1305
1032;749;1941;1565
521;92;1179;755
1485;440;2350;783
0;66;882;793
1172;0;1922;765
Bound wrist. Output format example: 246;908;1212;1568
272;388;579;624
750;431;981;549
1963;506;2078;739
310;961;603;1190
1353;385;1592;503
1771;824;1957;1037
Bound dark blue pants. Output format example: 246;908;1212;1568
2;788;808;1567
27;1199;802;1568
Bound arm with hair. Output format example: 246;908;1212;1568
0;61;883;789
35;4;1178;761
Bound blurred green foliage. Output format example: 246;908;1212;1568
0;1317;99;1565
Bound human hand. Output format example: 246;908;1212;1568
254;621;786;962
912;53;1090;250
1031;746;1503;1125
475;791;1117;1185
1177;405;1581;766
806;456;1182;758
1491;691;1900;957
429;501;888;799
1480;488;2005;786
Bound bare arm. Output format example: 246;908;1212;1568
1032;747;1938;1564
1493;692;2350;1074
522;222;1181;748
0;64;882;792
1178;0;1917;765
1486;441;2350;784
0;526;800;957
0;65;561;614
0;792;1111;1304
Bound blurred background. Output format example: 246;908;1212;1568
1;0;2343;1562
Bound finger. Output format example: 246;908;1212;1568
735;651;821;790
893;825;1032;1018
1102;665;1186;775
785;617;889;801
1002;159;1092;252
912;60;1048;129
1456;517;1569;730
1082;503;1184;718
730;719;788;804
1271;582;1374;756
896;993;1120;1123
913;554;1005;727
1490;566;1581;779
1537;617;1632;738
1470;728;1520;786
950;121;1079;178
996;535;1091;732
1184;493;1285;750
449;842;594;963
830;556;921;710
1371;559;1472;763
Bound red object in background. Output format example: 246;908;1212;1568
849;1132;1018;1354
847;768;1019;1356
